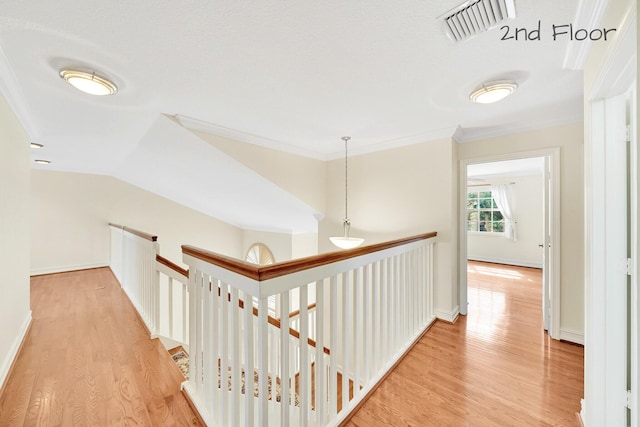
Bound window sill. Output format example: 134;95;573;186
467;231;506;237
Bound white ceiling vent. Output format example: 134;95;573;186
438;0;516;43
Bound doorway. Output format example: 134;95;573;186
459;149;561;340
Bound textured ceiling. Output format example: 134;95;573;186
0;0;589;232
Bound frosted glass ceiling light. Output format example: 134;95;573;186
330;136;365;250
470;80;517;104
59;69;118;96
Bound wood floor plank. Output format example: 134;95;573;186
345;261;584;426
0;267;202;426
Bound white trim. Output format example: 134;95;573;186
177;111;586;161
30;262;109;276
559;328;585;345
174;114;323;160
562;0;610;70
588;4;637;100
454;117;584;144
435;306;460;323
0;311;32;390
468;256;542;269
582;3;636;424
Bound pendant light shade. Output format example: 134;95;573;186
330;136;364;250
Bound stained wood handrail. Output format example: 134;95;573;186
182;231;437;282
217;287;331;355
109;223;158;242
156;254;189;278
288;303;317;319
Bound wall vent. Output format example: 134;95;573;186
438;0;516;43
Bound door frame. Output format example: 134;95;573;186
458;148;561;340
582;2;636;424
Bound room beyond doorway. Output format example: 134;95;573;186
459;149;561;340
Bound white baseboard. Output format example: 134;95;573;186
30;262;109;276
436;305;460;323
468;256;542;269
0;311;32;391
560;328;584;345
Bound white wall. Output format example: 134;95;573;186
467;174;544;268
31;170;245;274
458;122;584;336
0;94;31;389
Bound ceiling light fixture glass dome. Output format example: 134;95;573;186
59;69;118;96
470;80;518;104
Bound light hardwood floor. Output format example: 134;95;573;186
344;261;584;426
0;268;202;426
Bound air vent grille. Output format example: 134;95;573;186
439;0;516;43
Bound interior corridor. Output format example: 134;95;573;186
345;261;584;426
0;268;202;426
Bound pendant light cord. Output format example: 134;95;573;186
343;136;349;222
341;136;352;238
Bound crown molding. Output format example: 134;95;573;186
324;126;459;160
174;114;324;160
562;0;610;70
455;114;584;144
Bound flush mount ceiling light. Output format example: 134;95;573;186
469;80;518;104
59;69;118;96
330;136;365;250
34;159;51;164
30;142;43;148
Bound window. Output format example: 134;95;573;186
467;190;504;233
245;243;277;316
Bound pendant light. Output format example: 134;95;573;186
330;136;365;250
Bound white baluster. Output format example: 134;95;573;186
220;282;229;426
372;260;380;374
257;298;269;426
203;275;212;410
341;271;350;413
182;283;188;345
329;275;338;420
280;291;290;426
208;279;217;417
300;284;309;427
363;263;371;385
243;291;255;427
230;288;240;426
354;266;361;396
194;271;203;397
168;277;174;338
188;268;197;391
315;279;325;425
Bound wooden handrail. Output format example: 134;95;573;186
288;302;317;319
218;287;331;355
109;222;158;242
156;254;189;278
182;231;437;282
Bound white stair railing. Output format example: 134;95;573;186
182;232;437;426
109;224;190;351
